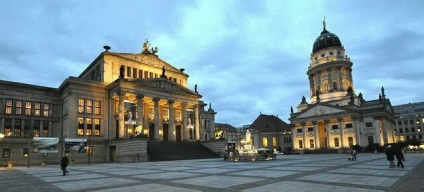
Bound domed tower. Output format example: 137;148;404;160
308;19;354;103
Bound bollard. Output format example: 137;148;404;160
7;161;13;169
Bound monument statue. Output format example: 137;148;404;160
142;39;150;53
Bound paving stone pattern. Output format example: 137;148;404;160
1;153;423;192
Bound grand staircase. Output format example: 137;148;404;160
147;141;220;161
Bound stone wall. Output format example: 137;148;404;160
200;140;226;157
108;138;148;162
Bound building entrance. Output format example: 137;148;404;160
149;123;155;141
163;124;169;141
176;125;182;141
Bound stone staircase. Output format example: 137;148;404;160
147;141;221;161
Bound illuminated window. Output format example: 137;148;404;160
25;101;32;115
299;140;303;148
273;137;277;147
86;118;92;136
4;118;12;137
334;138;340;147
149;107;154;120
348;137;353;146
94;119;101;136
16;100;22;115
78;99;85;113
14;119;22;137
33;120;40;137
262;137;268;147
5;99;12;114
162;109;169;121
86;100;93;114
43;104;49;117
94;101;101;115
175;111;181;122
34;102;41;116
310;139;314;148
78;118;84;135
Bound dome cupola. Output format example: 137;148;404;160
312;19;342;53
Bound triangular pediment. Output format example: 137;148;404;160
296;104;347;118
111;52;182;73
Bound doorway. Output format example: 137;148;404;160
163;124;169;141
176;125;182;141
149;123;155;141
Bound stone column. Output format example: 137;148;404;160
338;118;344;148
352;116;360;145
301;123;306;149
194;104;200;140
118;92;125;138
168;100;175;141
137;94;144;131
182;103;188;140
374;117;381;145
109;97;115;139
325;120;330;148
312;121;319;149
153;97;160;141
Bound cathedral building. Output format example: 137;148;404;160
0;41;216;165
289;22;395;151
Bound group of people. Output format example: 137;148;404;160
385;145;405;168
347;147;357;161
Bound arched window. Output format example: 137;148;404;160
262;137;268;147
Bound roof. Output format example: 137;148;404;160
250;114;291;132
215;123;238;132
312;28;342;53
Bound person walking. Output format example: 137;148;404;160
61;154;69;176
385;145;395;168
395;147;405;168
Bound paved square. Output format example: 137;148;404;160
4;153;424;191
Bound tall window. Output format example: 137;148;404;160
86;118;92;135
34;102;41;116
5;99;12;114
42;121;49;137
298;140;303;148
139;69;143;78
24;120;31;137
262;137;268;147
162;109;169;121
144;71;148;79
78;118;84;135
149;107;154;119
94;119;101;136
332;81;338;90
308;127;313;132
272;137;277;147
127;66;131;77
25;101;32;115
43;104;50;117
78;99;85;113
297;128;302;133
133;68;137;78
4;118;12;137
175;111;181;122
86;100;93;114
348;137;353;146
16;100;22;115
14;119;22;137
33;120;40;137
284;137;291;143
94;101;101;115
334;138;340;147
310;139;314;148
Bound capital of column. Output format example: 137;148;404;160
167;100;175;105
153;97;160;102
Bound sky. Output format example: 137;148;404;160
1;0;424;128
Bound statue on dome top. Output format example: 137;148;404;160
142;39;151;53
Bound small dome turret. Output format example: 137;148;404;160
312;19;342;53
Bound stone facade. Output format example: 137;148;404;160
0;42;216;165
289;23;395;151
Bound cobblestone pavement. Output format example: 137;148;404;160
2;153;423;192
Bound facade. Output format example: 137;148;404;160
289;22;396;151
248;114;292;152
393;102;424;142
214;123;239;144
0;41;216;165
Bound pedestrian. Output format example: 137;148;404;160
353;149;357;161
395;147;405;168
385;145;395;168
61;154;69;176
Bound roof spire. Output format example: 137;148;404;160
323;16;326;31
